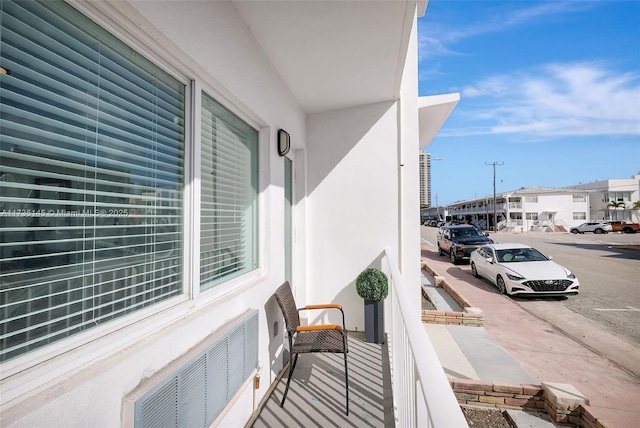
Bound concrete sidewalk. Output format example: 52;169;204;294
421;246;640;428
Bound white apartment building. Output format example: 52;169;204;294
445;187;592;232
0;1;463;427
569;173;640;223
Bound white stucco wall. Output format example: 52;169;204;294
306;101;399;330
397;6;422;315
525;193;590;229
302;6;423;330
572;174;640;222
1;2;303;427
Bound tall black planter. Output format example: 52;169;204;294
364;300;385;344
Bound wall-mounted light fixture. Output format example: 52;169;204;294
277;129;290;156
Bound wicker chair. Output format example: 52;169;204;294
273;281;349;414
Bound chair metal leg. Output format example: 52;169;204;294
280;353;299;407
343;352;349;415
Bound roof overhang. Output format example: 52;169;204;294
233;1;428;114
418;93;460;148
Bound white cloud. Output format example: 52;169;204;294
419;2;593;61
460;63;640;136
500;2;589;27
419;3;639;138
419;36;459;58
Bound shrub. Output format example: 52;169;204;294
355;268;389;302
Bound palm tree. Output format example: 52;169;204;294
633;201;640;210
607;200;626;220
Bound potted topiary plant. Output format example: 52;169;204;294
356;267;388;344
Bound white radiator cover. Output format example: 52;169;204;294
122;310;259;428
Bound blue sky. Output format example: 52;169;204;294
418;0;640;206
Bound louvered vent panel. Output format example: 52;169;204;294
178;354;207;428
245;314;259;377
138;378;178;428
134;310;258;428
207;339;229;419
228;326;245;397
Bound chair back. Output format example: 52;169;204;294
274;282;300;332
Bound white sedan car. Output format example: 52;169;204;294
470;243;579;297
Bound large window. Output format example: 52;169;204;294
0;0;185;362
200;93;258;290
604;192;631;202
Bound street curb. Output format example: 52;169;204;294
422;264;472;310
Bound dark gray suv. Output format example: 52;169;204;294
437;225;494;264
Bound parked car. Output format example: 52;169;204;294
421;218;438;227
606;221;639;234
569;222;612;234
470;243;579;297
437;224;494;264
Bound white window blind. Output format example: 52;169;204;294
0;0;185;362
200;94;258;290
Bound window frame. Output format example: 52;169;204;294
1;0;193;364
198;91;260;292
604;191;631;202
0;0;267;393
573;212;587;220
188;82;267;303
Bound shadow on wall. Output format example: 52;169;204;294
305;102;398;330
276;252;386;336
264;294;286;384
334;252;385;332
306;100;396;195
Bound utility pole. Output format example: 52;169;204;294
432;157;443;220
485;161;504;232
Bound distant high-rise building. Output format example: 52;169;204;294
419;151;432;207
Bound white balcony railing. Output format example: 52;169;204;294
381;249;468;428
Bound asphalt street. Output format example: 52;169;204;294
420;226;640;344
